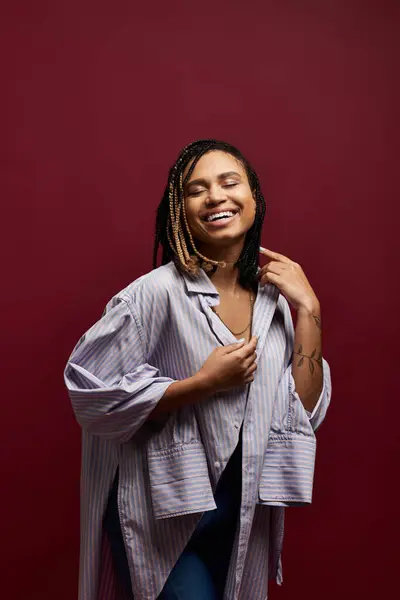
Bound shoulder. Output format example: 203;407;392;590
122;262;184;301
109;262;185;314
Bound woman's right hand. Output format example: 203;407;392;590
197;336;258;393
149;337;258;419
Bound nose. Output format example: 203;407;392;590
205;184;227;206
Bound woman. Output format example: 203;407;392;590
64;139;331;600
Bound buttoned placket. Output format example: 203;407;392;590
184;270;281;599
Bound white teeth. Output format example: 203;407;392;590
206;211;235;222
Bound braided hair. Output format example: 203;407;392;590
153;139;266;288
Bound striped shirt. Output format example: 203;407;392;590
64;262;332;600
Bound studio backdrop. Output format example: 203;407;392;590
1;1;398;599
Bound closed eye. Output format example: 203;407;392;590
188;182;238;196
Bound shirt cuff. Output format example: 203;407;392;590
305;394;323;420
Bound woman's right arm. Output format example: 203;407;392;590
64;295;258;440
64;296;175;443
148;336;258;419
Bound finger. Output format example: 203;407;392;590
260;272;280;286
224;339;246;354
258;262;278;274
259;247;292;264
244;375;255;384
258;262;285;277
240;336;258;356
234;336;258;360
237;346;254;360
244;363;257;377
244;362;257;375
243;352;257;369
249;335;258;347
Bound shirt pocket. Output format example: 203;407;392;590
258;435;317;506
147;441;217;519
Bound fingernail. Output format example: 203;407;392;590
259;246;267;252
237;338;245;343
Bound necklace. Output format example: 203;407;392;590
213;290;255;337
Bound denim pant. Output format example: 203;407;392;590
103;438;242;600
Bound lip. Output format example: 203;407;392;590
200;208;239;222
202;212;239;228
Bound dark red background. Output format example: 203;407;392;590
2;1;399;598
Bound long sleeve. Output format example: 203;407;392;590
280;294;332;432
259;357;332;509
64;295;175;443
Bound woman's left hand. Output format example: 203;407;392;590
259;248;320;313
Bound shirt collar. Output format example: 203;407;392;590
180;265;264;296
180;267;219;296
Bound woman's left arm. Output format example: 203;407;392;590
259;248;323;413
291;304;323;412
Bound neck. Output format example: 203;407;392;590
197;239;244;293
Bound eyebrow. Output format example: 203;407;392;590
185;171;242;188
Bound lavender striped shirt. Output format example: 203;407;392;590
64;262;331;600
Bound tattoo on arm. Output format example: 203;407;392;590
294;345;323;374
313;315;322;330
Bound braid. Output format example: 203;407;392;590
153;139;266;287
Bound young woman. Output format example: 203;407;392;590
64;139;331;600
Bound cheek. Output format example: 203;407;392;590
184;201;200;231
243;199;256;223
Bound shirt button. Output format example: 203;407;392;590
234;422;240;429
214;461;221;469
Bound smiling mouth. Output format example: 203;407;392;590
203;210;238;223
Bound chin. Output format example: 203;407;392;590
198;229;248;247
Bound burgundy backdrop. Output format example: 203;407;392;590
2;1;399;598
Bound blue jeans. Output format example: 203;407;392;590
103;439;242;600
